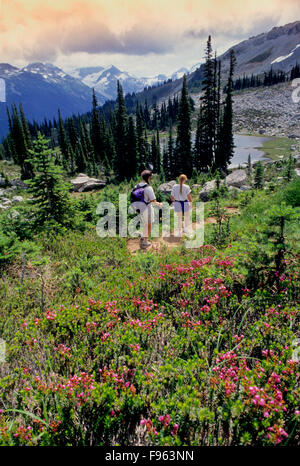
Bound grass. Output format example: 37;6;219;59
259;137;297;161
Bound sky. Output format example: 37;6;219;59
0;0;300;77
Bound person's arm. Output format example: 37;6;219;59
170;186;175;203
148;187;162;207
150;199;163;207
187;193;192;203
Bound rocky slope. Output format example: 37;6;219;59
217;21;300;76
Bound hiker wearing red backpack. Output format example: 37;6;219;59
131;170;162;249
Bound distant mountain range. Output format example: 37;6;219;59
0;62;106;138
69;64;198;100
0;21;300;139
0;62;195;138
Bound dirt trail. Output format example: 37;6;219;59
127;206;239;254
127;235;182;254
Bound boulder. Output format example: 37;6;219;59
225;169;248;188
0;176;5;187
192;184;201;190
12;196;24;203
10;179;28;189
295;168;300;177
1;198;11;206
288;134;300;139
199;180;216;202
157;180;176;195
70;173;106;192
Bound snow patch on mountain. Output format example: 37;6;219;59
271;44;300;64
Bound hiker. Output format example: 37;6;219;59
131;170;162;249
170;174;192;236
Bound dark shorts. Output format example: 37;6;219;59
174;200;190;213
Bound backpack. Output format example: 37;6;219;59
130;183;149;205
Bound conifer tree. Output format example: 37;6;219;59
175;75;192;177
19;103;32;150
26;133;72;227
114;81;128;180
284;155;296;181
10;104;32;179
136;104;148;171
58;109;70;168
155;128;161;174
67;117;78;152
215;49;236;171
168;121;175;177
125;116;138;179
200;36;215;169
162;145;170;179
254;161;264;189
247;154;252;178
91;89;104;162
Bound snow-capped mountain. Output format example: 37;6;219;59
171;67;189;80
70;65;171;100
0;62;106;138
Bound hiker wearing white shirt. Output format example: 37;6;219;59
131;170;162;249
170;174;192;236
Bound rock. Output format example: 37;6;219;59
259;129;265;134
11;210;20;219
290;146;297;151
1;198;11;206
192;184;201;190
225;169;248;188
199;180;216;202
10;179;28;190
0;176;6;187
0;201;11;210
70;173;106;192
288;134;300;139
12;195;24;203
295;168;300;177
158;180;176;195
240;185;251;191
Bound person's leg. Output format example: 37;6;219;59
184;209;191;232
140;210;152;248
175;211;183;236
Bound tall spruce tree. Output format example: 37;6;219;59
215;49;236;171
156;128;161;174
175;75;192;177
254;161;264;189
200;36;215;170
114;81;128;180
19;103;32;151
136;104;148;171
26;133;72;227
125;116;138;179
168;120;175;177
91;89;104;163
10;104;32;179
58;109;70;169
